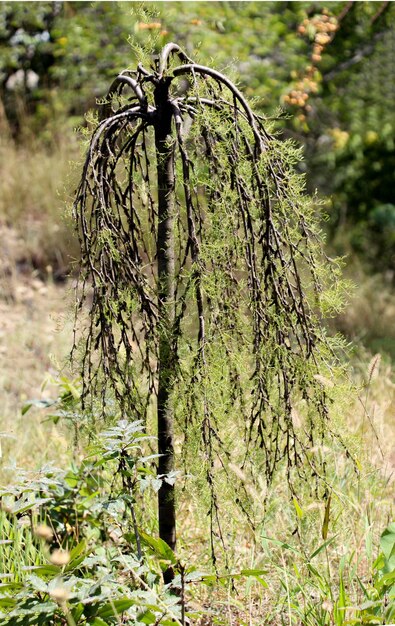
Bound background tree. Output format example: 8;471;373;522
2;1;393;276
74;42;346;572
284;1;395;273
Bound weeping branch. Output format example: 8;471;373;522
74;44;346;563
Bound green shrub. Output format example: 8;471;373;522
0;420;185;625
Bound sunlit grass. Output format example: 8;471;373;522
0;128;80;279
0;131;393;624
0;280;74;481
0;281;393;624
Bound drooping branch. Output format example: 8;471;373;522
74;43;346;563
172;63;265;149
158;42;193;76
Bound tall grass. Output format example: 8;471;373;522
0;126;80;280
176;350;395;623
0;279;73;482
332;268;395;360
0;120;394;624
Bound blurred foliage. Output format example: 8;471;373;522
0;0;394;272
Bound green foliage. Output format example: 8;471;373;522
0;420;186;625
0;1;138;131
355;523;395;625
0;416;314;625
291;2;395;272
0;1;303;126
252;519;395;626
324;135;395;272
2;1;394;273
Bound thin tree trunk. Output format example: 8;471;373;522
154;79;176;581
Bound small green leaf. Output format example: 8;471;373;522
239;568;267;577
309;535;337;560
21;399;56;416
292;496;304;520
70;540;87;561
261;535;300;553
151;478;162;493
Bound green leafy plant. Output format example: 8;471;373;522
0;416;290;625
354;522;395;625
0;420;185;625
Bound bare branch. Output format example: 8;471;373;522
158;42;193;76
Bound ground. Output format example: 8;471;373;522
0;227;74;476
0;224;394;625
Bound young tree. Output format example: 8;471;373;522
74;43;344;576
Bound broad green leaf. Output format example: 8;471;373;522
137;609;157;624
139;530;177;565
22;565;61;576
97;598;136;618
373;553;386;571
27;574;48;593
380;523;395;567
12;497;52;515
89;618;108;626
70;541;87;561
71;603;85;623
0;583;22;592
0;597;16;608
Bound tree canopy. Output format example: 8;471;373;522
1;1;394;271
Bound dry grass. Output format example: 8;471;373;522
0;131;394;624
333;270;395;360
0;128;80;476
0;275;74;479
175;327;395;624
0;129;80;280
0;259;392;624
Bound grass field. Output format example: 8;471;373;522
1;274;393;623
0;131;394;624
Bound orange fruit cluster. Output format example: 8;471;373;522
137;22;162;30
136;22;168;36
284;8;338;119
